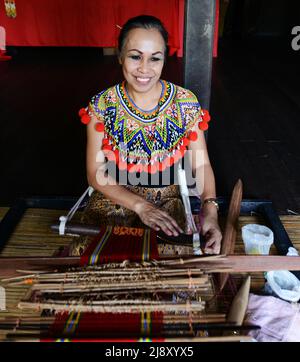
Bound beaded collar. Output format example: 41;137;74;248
81;81;211;174
116;80;175;123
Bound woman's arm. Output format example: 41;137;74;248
86;114;183;236
187;124;222;254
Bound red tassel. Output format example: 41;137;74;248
202;109;211;122
182;137;190;147
106;151;115;162
149;163;157;174
128;164;136;173
174;149;182;162
158;162;166;172
78;108;87;117
102;138;109;146
135;163;144;173
95;122;104;132
118;160;127;170
114;150;119;164
180;144;187;154
199;121;209;131
81;114;91;125
143;164;149;173
189;131;198;141
102;144;112;151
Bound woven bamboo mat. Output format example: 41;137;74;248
0;208;82;340
0;208;299;340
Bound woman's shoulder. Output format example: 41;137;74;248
88;84;119;117
166;81;201;105
164;81;210;131
162;81;201;110
90;84;119;106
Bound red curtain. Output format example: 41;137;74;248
0;0;182;55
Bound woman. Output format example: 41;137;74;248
74;15;222;256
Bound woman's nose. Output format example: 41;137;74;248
138;58;149;73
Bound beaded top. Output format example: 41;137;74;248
87;80;208;172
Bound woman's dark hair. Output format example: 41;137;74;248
118;15;169;58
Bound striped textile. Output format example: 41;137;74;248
47;311;164;339
80;226;159;266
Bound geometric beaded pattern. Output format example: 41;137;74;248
88;80;203;164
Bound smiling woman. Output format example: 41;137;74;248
119;27;165;111
72;15;222;257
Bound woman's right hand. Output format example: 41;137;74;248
134;200;183;237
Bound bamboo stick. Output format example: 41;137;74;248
18;301;206;313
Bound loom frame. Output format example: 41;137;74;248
0;196;295;258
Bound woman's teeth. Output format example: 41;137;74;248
136;77;151;83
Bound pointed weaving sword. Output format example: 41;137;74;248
219;179;243;291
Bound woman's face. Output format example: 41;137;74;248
119;28;165;94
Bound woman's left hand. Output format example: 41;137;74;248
195;209;222;255
201;215;222;254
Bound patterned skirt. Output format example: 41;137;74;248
69;185;193;256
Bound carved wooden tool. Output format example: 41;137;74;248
219;179;243;291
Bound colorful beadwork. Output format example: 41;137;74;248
84;80;210;173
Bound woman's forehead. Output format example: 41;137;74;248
123;28;165;52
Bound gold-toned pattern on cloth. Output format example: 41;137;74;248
69;185;190;257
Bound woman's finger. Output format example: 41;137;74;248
151;217;179;236
139;205;182;236
204;238;221;255
157;211;183;234
148;211;180;236
165;215;184;234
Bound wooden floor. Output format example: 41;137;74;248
0;39;300;213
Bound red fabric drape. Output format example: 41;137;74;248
0;0;182;55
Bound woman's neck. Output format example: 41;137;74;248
125;81;162;111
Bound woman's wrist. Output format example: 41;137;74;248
133;198;151;215
201;199;219;218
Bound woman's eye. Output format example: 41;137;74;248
129;55;141;60
151;57;162;62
